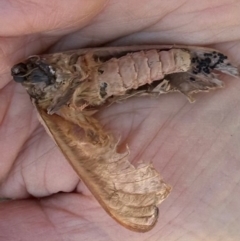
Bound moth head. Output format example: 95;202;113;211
11;57;55;87
11;56;80;112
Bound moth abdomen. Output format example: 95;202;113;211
96;49;191;98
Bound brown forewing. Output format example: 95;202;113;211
36;104;171;232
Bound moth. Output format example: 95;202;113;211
11;45;239;232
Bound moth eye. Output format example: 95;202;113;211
32;62;55;85
30;68;50;84
11;63;28;83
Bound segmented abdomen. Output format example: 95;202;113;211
95;49;191;97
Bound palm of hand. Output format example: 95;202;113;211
0;1;240;240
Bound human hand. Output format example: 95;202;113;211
1;1;240;240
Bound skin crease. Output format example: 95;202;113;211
1;0;240;240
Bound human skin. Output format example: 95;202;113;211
1;0;240;240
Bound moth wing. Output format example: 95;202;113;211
35;105;171;232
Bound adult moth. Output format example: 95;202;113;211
11;45;239;232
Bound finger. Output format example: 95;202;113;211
0;0;108;36
50;0;182;50
107;0;240;45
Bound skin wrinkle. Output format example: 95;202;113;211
170;131;217;187
99;104;149;150
7;0;43;34
148;109;228;238
146;13;193;32
168;109;225;189
167;164;227;240
152;211;189;241
225;213;240;238
135;110;174;165
1;101;35;139
149;215;188;241
146;1;238;31
170;233;187;241
162;134;200;184
18;137;80;196
221;41;240;54
40;195;97;232
101;104;161;123
220;155;239;183
152;100;192;174
213;164;240;210
164;214;207;241
19;159;29;197
130;26;240;46
97;7;159;24
177;225;205;241
0;1;108;36
11;127;43;170
188;0;239;15
113;11;240;43
0;83;14;125
142;0;188;24
127;1;188;33
176;0;238;14
42;157;50;196
60;0;110;34
212;196;239;240
20;147;54;196
108;97;176;167
0;42;9;71
178;24;240;37
147;111;180;166
145;231;165;241
23;134;56;164
158;0;189;21
18;125;46;153
56;3;108;32
227;153;240;184
161;190;192;230
0;235;14;241
123;110;152;164
1;141;55;196
202;28;240;45
52;1;188;50
0;88;28;183
41;196;86;220
36;200;63;241
100;103;140;131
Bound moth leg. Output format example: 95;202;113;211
151;79;172;94
57;106;110;146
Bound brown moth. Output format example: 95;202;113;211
11;45;239;232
